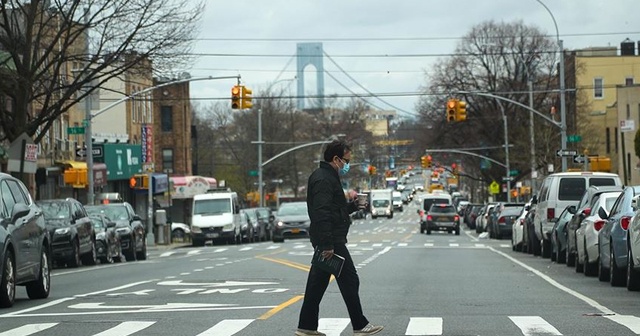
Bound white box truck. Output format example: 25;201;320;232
370;189;393;219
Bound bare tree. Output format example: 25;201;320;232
0;0;204;143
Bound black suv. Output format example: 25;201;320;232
0;173;51;307
86;203;147;261
36;198;96;268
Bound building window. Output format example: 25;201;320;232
627;104;631;119
606;128;610;154
626;77;634;86
162;149;174;172
594;78;604;99
161;106;173;132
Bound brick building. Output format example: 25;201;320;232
153;80;192;176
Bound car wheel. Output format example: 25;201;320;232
26;247;51;300
68;239;81;268
575;250;584;273
136;239;147;260
124;235;137;261
566;246;575;267
627;248;640;291
541;239;551;259
113;244;123;263
81;239;97;266
172;229;185;242
584;247;598;276
556;243;566;264
0;250;16;308
610;246;626;287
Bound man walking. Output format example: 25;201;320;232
296;140;384;336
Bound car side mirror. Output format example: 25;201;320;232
531;195;538;205
525;205;530;211
567;205;577;215
598;207;609;220
11;203;30;223
132;215;142;221
106;221;116;228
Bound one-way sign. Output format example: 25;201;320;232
556;149;578;157
573;155;587;164
76;147;103;159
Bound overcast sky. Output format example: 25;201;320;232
188;0;639;118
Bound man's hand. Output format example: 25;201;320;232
321;249;334;259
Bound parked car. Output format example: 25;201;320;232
90;214;122;264
247;208;269;241
238;209;254;243
255;207;274;241
272;202;310;243
511;204;530;251
488;204;524;239
566;185;623;265
523;208;537;255
425;204;460;235
574;191;620;276
85;202;147;261
598;186;640;286
465;204;483;229
170;222;191;241
550;206;574;264
36;198;96;268
625;195;640;291
0;173;51;308
532;172;621;262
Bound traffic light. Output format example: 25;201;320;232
241;85;253;109
456;101;467;121
368;165;374;175
421;155;428;168
372;166;377;175
426;155;432;168
129;174;149;189
446;99;456;122
231;85;241;109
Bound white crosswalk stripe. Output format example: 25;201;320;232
509;316;562;336
0;323;58;336
93;321;155;336
405;317;443;335
159;251;176;257
195;319;254;336
318;318;351;336
238;247;253;251
186;250;202;256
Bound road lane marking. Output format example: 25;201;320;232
4;305;276;317
0;298;75;317
361;240;370;243
500;244;511;248
266;245;280;249
509;316;561;336
490;247;615;314
405;317;443;335
258;295;304;320
187;250;202;256
474;244;486;248
319;318;350;336
214;248;228;253
159;251;176;257
239;247;253;251
196;319;254;336
372;243;383;247
464;229;479;241
605;315;640;333
449;243;459;247
398;243;408;247
257;256;310;272
0;323;57;336
424;243;434;247
93;321;155;336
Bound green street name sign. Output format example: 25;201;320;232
248;170;259;177
67;126;85;135
567;135;582;143
509;169;519;176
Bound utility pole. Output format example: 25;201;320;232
528;77;536;196
83;7;94;206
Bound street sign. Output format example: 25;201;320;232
567;135;582;143
248;170;259;177
621;119;636;132
502;176;515;182
7;133;38;174
573;155;587;164
556;149;577;157
509;169;519;177
68;126;85;135
76;147;103;159
489;181;500;195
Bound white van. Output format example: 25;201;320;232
392;191;403;212
191;192;241;246
532;172;621;256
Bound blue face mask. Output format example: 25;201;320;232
339;161;350;176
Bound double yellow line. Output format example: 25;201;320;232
256;254;335;320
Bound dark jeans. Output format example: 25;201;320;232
298;243;369;331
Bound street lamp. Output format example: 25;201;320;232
516;53;537;196
496;100;512;202
534;0;567;171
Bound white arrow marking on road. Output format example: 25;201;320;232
318;318;351;336
69;302;236;310
106;289;155;296
196;319;254;336
0;323;58;336
405;317;443;335
157;280;279;287
93;321;155;336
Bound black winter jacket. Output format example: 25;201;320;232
307;161;358;250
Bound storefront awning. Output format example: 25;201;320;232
170;175;218;199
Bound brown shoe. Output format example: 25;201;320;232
295;329;327;336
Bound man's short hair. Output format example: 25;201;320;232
323;140;351;162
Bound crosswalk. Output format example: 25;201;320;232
0;316;629;336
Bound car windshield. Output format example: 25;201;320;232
86;206;129;220
194;199;231;215
429;205;456;213
256;208;270;219
38;201;70;220
278;203;307;216
500;208;522;217
372;199;390;207
90;217;105;229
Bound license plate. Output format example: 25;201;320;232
438;217;450;221
206;233;219;238
291;228;300;234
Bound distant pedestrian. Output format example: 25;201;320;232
296;140;383;336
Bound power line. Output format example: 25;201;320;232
191;31;640;42
188;50;564;58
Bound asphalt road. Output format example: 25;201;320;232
3;201;640;335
